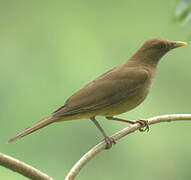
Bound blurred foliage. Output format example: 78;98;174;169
175;0;191;24
0;0;191;180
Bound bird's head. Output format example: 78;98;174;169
132;37;187;66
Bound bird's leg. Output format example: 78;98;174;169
106;116;149;132
90;117;116;149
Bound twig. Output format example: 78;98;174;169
2;114;191;180
0;152;54;180
65;114;191;180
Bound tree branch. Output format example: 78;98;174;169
2;114;191;180
64;114;191;180
0;152;54;180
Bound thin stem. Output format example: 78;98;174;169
2;114;191;180
65;114;191;180
0;152;54;180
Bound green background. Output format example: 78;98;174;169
1;0;191;180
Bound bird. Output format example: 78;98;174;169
8;37;187;149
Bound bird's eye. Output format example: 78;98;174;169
155;43;166;50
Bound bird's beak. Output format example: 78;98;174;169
171;41;187;49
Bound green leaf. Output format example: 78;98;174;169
175;0;191;23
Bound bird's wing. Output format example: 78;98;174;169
53;66;149;116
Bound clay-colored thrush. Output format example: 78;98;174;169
8;38;187;149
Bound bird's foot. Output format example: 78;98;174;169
136;119;149;132
104;136;116;150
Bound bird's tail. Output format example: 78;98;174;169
8;115;57;143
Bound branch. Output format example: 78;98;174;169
0;152;54;180
65;114;191;180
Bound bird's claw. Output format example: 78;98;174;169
104;136;116;150
136;119;149;132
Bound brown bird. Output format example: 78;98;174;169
8;38;187;149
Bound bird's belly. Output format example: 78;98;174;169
97;88;149;116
